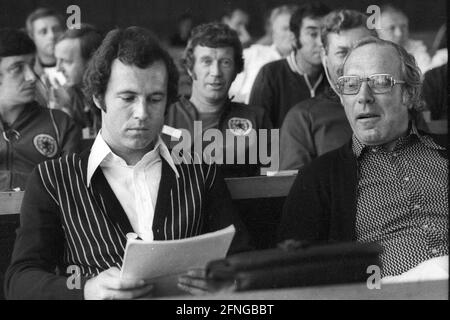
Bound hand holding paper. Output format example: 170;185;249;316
120;225;236;296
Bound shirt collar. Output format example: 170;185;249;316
286;50;304;75
87;132;179;187
352;121;446;158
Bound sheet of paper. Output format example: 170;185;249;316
265;170;298;177
120;225;235;291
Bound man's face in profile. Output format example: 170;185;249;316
0;54;36;106
98;59;168;159
190;45;236;104
272;13;295;56
31;16;63;59
55;38;86;87
340;44;409;146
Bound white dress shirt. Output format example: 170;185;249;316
87;132;178;241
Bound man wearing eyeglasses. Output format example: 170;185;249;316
279;37;448;280
0;28;81;191
280;10;376;170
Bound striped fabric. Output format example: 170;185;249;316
36;151;217;277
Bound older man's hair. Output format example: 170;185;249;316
339;37;424;113
182;22;244;74
320;10;378;52
25;7;65;37
83;26;179;112
56;24;103;62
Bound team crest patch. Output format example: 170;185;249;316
33;134;58;158
228;118;253;136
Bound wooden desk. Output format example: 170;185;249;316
225;175;297;200
159;280;448;300
224;175;297;249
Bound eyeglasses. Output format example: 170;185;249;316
336;74;405;95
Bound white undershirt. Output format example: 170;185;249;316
87;132;178;241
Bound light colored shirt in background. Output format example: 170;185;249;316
229;44;283;104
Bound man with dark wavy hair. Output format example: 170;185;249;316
6;26;250;300
25;7;65;108
165;22;271;177
279;38;448;280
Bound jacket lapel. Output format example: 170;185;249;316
332;142;358;241
79;149;134;234
152;157;177;239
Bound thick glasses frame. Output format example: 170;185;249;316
336;73;405;95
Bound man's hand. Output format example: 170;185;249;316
84;267;153;300
177;268;235;296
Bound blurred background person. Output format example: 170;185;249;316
25;7;65;107
221;7;252;48
254;9;273;46
169;13;195;48
230;4;298;103
0;28;81;191
53;24;103;140
377;4;431;73
420;22;447;134
429;24;447;69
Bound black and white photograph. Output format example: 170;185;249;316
0;0;447;303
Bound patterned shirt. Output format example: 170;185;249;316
353;124;448;277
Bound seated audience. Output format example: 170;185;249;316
279;37;448;279
377;4;431;73
221;7;252;48
280;10;377;170
229;4;298;104
5;27;250;300
25;7;65;108
0;28;81;191
249;2;331;128
165;23;272;177
54;24;103;138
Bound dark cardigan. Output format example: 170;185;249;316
278;133;448;244
5;149;251;300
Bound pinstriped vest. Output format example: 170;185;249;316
36;151;217;277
